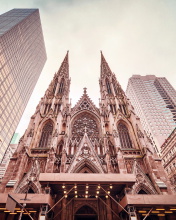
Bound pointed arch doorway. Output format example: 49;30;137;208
74;205;98;220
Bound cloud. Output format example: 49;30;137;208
1;0;176;134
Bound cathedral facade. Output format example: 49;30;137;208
0;52;176;220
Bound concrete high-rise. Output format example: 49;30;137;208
0;9;47;162
126;75;176;154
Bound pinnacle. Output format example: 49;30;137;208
56;51;69;77
71;88;99;115
63;50;69;62
83;87;87;94
100;52;112;77
100;50;106;64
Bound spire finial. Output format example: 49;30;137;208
83;87;87;94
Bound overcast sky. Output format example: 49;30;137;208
1;0;176;135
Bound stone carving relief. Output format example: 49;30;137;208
76;143;95;162
67;131;105;173
53;129;58;137
112;130;118;138
27;129;34;137
132;163;157;195
15;158;41;194
78;99;94;112
125;160;134;173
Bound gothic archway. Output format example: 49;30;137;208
16;181;40;194
134;183;156;195
138;189;148;194
74;205;98;220
71;159;101;173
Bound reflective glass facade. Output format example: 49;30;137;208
0;9;47;162
126;75;176;154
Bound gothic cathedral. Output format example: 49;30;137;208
0;52;175;220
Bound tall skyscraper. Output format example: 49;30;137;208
0;9;47;162
0;53;175;220
126;75;176;154
0;133;20;181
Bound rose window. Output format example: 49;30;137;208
72;113;99;141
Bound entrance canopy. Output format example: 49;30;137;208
39;173;136;197
119;194;176;217
39;173;135;184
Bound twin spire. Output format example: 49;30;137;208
57;50;113;78
53;51;124;98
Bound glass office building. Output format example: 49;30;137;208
126;75;176;154
0;9;47;162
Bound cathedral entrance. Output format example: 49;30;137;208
74;205;98;220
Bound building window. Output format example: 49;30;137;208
110;104;117;114
58;78;64;94
119;104;127;115
112;80;118;95
53;78;58;94
39;122;53;148
117;123;133;148
106;78;112;94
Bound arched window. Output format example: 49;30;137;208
39;122;53;148
106;78;112;94
58;78;64;94
112;80;118;95
72;113;99;142
117;123;132;148
57;141;63;155
53;78;58;94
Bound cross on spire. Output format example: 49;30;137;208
83;87;87;94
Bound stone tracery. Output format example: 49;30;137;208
117;122;133;149
72;113;99;142
39;121;53;148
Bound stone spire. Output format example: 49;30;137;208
100;51;112;78
56;50;69;79
99;52;128;118
33;51;70;117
